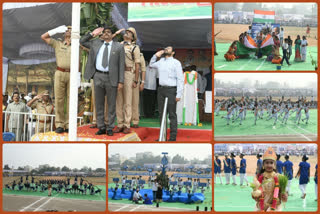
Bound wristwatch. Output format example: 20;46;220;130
141;81;145;84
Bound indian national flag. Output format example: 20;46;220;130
260;34;274;48
244;35;257;49
253;10;275;23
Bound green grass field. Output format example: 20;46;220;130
3;185;106;201
214;43;318;71
108;183;212;210
214;176;318;211
214;109;317;136
138;118;212;130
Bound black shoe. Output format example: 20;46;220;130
64;129;69;133
95;128;106;135
168;138;176;141
55;127;64;134
107;130;113;136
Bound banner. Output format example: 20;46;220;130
173;173;212;179
128;3;212;22
251;23;280;39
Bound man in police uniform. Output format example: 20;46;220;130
131;53;146;128
27;90;55;134
41;25;71;133
113;27;140;134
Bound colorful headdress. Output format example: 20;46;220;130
263;147;277;161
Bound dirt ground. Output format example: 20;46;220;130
108;171;210;184
214;24;318;46
2;176;106;186
215;155;317;176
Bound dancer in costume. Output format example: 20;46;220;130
281;105;290;124
295;155;310;199
230;153;237;185
224;41;237;61
283;154;293;195
214;155;223;184
251;147;288;211
239;153;249;186
223;154;231;185
276;154;283;174
301;36;308;62
301;104;310;124
221;104;233;125
294;35;302;62
266;105;278;126
295;104;302;125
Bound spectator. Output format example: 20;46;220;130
5;92;28;141
133;188;143;204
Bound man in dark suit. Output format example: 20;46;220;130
80;25;125;136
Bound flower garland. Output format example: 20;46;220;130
186;72;196;85
258;174;280;211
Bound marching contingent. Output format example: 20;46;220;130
5;175;102;196
214;96;314;126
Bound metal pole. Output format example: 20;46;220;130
69;3;81;141
159;97;168;141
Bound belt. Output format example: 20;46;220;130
39;120;51;123
56;67;70;72
159;85;177;89
96;69;109;74
125;66;133;72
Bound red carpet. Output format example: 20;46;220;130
77;125;212;142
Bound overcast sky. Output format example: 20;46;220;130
109;144;212;160
215;73;317;88
3;144;106;169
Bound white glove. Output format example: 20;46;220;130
48;25;68;36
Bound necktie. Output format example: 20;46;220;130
102;42;109;68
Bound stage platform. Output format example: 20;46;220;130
31;120;212;141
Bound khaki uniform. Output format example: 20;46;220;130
48;39;71;129
31;100;55;133
131;53;146;125
116;43;140;128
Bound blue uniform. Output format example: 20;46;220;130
315;164;318;184
231;158;237;175
240;159;246;173
276;160;283;174
224;158;231;173
283;160;293;180
299;161;310;185
257;159;263;174
214;159;221;174
112;190;122;200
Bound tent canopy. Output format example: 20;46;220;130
3;3;72;61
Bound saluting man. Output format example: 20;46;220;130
41;25;71;134
27;90;55;133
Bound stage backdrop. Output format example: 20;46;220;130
175;49;212;76
128;2;212;22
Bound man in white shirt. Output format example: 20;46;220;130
280;38;291;66
133;188;143;204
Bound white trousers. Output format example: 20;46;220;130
240;173;249;185
232;174;237;184
299;184;307;196
214;173;223;184
286;179;292;194
225;173;231;184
